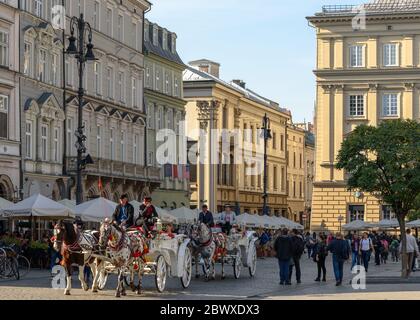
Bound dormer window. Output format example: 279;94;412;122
171;34;176;53
162;30;167;50
144;22;149;41
153;26;158;46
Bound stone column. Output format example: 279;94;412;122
368;84;378;126
333;85;344;181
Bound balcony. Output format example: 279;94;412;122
66;157;161;182
321;5;356;14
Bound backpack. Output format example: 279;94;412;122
293;236;305;257
341;240;350;260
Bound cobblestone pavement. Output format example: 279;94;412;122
1;256;420;300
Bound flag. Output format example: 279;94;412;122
173;164;178;179
184;165;190;180
164;164;172;178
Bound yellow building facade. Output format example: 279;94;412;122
307;1;419;232
183;59;289;215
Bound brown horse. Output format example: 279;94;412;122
53;221;103;295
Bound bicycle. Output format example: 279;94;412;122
7;244;31;278
0;247;19;280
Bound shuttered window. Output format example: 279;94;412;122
0;95;8;139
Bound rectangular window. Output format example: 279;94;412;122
117;71;125;103
383;43;398;66
167;108;173;130
147;104;154;129
273;166;278;190
156;69;160;91
174;78;179;97
21;0;29;11
148;151;154;166
350;45;364;67
146;67;150;88
67;118;73;155
131;77;137;108
300;153;302;169
293;152;296;168
272;132;277;149
349;95;365;117
156;107;163;129
34;0;43;17
51;54;58;86
382;93;398;116
94;62;101;95
120;130;125;161
165;73;169;94
96;125;101;158
106;8;113;37
0;32;8;67
117;14;123;41
0;95;8;139
381;205;395;220
24;42;32;75
39;49;47;82
110;128;115;160
281;167;285;191
77;0;84;15
293;181;296;198
280;134;284;151
93;1;100;30
25;121;32;158
133;134;138;164
41;125;48;161
349;205;365;222
53;128;59;162
299;181;303;198
65;59;72;86
106;67;114;99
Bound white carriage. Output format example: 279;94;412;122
96;233;192;293
212;228;258;279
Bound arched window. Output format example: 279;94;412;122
171;202;177;210
161;201;167;208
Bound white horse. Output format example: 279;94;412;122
98;219;147;297
190;222;217;281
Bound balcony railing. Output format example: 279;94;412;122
66;157;161;181
321;5;356;13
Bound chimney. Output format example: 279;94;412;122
189;59;220;78
232;79;246;89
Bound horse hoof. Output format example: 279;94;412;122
92;289;98;293
221;276;226;280
84;287;89;292
64;291;70;296
115;293;121;298
121;291;127;296
195;274;200;279
136;290;142;295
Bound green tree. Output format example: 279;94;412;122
336;120;420;277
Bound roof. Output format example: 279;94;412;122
313;0;420;17
189;59;220;66
183;66;285;112
144;20;184;66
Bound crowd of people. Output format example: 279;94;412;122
271;228;420;287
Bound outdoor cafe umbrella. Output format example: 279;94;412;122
373;219;400;229
342;220;373;231
0;197;13;218
236;213;261;228
75;197;117;223
170;207;197;224
407;220;420;228
58;199;76;211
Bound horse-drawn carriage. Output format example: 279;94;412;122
191;223;258;281
96;225;192;294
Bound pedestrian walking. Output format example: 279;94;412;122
327;232;350;286
380;237;389;264
390;236;400;262
350;234;361;271
312;234;328;282
274;228;293;285
400;229;419;278
372;231;382;266
359;232;374;272
288;229;305;284
305;232;315;259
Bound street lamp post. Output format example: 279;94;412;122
338;214;344;233
66;14;96;205
261;113;272;216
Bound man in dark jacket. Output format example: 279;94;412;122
111;194;134;227
138;197;158;232
289;229;304;284
274;228;293;285
327;232;351;286
198;204;214;227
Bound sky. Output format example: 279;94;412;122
147;0;365;123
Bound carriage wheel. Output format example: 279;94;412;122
97;270;108;290
8;257;19;280
17;255;30;278
248;245;257;277
155;255;167;293
233;251;242;279
181;248;192;289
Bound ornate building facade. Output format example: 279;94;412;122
184;59;289;215
307;0;419;232
0;0;20;202
19;0;156;202
143;19;189;210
